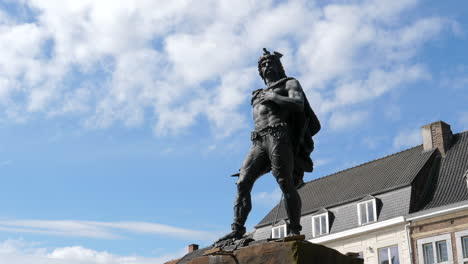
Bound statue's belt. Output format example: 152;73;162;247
251;123;288;141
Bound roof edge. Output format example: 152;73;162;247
303;144;424;186
407;199;468;221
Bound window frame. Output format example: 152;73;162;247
271;224;287;239
312;212;329;237
357;199;377;225
417;233;453;264
378;245;400;264
455;229;468;264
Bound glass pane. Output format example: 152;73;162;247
279;226;285;238
367;201;375;222
314;216;321;236
379;248;389;264
321;215;327;234
463;236;468;258
273;228;278;238
436;241;448;262
423;243;434;264
360;203;367;224
390;246;400;264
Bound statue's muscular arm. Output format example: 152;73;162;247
261;79;304;112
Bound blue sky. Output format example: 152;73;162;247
0;0;467;263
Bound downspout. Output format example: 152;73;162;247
405;221;413;264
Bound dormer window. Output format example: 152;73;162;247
271;224;287;239
357;198;377;225
312;212;329;237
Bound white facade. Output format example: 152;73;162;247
312;222;411;264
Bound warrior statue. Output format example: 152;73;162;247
217;49;320;242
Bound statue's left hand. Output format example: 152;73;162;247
260;90;276;103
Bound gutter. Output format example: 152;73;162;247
306;202;468;257
307;201;468;245
405;222;413;264
308;216;406;244
406;201;468;221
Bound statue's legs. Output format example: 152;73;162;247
234;144;270;228
216;143;269;242
268;130;302;235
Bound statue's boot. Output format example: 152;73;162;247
216;223;246;242
286;223;301;237
287;228;301;237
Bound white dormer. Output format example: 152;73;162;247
357;196;378;225
312;208;330;237
271;220;287;239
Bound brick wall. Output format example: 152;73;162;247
410;209;468;264
422;121;453;156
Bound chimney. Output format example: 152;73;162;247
422;121;453;156
188;244;199;253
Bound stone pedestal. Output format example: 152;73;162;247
176;240;363;264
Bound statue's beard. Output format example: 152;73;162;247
264;70;280;82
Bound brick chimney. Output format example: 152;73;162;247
188;244;199;253
422;121;453;156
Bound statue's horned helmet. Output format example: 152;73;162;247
258;48;287;82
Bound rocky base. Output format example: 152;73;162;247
176;240;363;264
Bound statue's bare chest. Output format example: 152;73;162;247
251;86;287;105
251;86;287;116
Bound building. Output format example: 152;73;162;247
253;121;468;264
407;122;468;264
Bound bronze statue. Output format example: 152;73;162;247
218;49;320;242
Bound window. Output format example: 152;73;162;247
357;199;377;225
312;213;329;237
436;241;449;262
417;234;453;264
378;245;400;264
271;224;286;239
462;236;468;258
455;230;468;263
423;243;434;264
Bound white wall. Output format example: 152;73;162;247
321;224;411;264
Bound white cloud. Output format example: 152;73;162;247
252;188;282;208
440;64;468;90
320;65;429;113
329;111;369;131
362;137;382;150
314;158;332;168
0;239;184;264
0;219;217;241
393;128;421;149
0;0;456;137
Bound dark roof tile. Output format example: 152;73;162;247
421;131;468;210
256;144;436;227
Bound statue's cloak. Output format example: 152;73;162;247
267;77;321;189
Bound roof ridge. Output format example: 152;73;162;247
304;144;423;185
302;130;468;186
